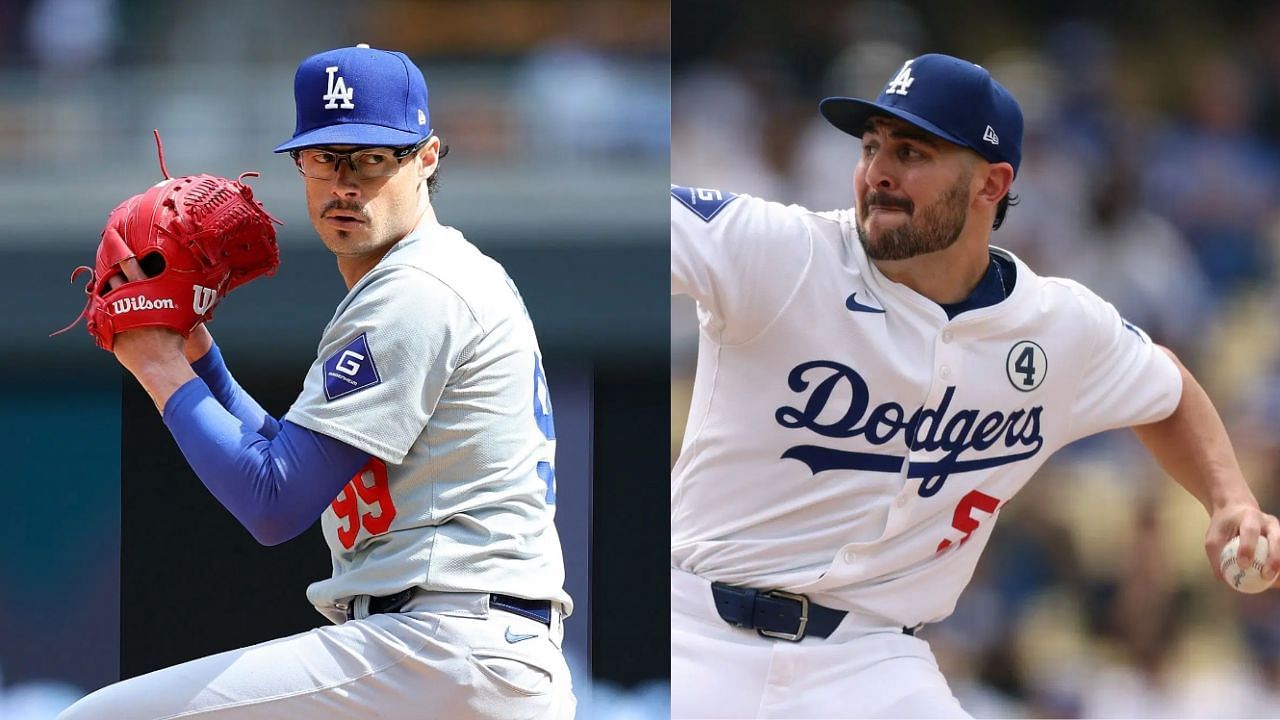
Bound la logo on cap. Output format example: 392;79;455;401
323;65;354;110
321;45;371;111
885;60;915;96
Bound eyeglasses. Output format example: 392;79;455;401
290;139;428;180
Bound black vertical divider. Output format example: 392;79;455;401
590;364;671;686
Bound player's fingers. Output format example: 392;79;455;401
118;257;146;282
106;256;146;291
1205;520;1235;581
1237;513;1262;565
1259;513;1280;580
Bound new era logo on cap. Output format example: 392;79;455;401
818;54;1024;176
274;44;432;153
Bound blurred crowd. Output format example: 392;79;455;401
0;0;670;243
672;1;1280;717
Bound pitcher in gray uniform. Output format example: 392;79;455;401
61;45;574;720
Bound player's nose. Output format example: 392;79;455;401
861;150;898;190
329;165;362;197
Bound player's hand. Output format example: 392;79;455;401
107;258;186;375
1204;499;1280;585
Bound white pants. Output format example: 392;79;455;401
671;568;968;719
59;591;575;720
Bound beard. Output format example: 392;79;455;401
855;174;971;261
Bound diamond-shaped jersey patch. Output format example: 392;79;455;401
671;186;739;222
323;333;382;401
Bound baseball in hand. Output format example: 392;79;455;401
1219;536;1273;594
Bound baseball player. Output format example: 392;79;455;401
61;45;574;719
670;53;1280;718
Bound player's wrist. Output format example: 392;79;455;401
184;324;214;364
1207;486;1258;515
137;363;198;414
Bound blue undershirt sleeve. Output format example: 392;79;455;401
190;342;281;439
162;377;372;546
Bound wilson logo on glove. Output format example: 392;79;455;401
193;285;219;315
112;295;178;314
52;130;281;351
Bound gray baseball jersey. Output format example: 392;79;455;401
285;220;571;624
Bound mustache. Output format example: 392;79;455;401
863;192;913;214
322;199;369;219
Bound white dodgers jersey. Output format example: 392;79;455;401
670;187;1182;626
286;220;571;624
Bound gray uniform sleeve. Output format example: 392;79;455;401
285;265;482;464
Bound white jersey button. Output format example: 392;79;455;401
940;365;952;378
842;548;858;563
895;495;907;508
942;330;954;343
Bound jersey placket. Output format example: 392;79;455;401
901;321;962;508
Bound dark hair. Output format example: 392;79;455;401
993;191;1019;230
426;141;449;198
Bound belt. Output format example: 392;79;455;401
710;582;919;641
348;589;553;626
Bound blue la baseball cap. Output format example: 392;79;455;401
273;44;431;153
820;54;1023;176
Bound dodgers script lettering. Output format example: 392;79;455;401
774;360;1045;496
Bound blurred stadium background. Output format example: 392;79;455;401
673;0;1280;717
0;1;669;718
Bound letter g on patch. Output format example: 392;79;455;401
323;333;382;400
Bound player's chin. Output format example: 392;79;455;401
316;228;369;255
859;221;904;247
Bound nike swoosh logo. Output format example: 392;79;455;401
504;627;538;644
846;292;886;314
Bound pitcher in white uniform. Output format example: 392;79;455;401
62;45;574;720
671;53;1280;718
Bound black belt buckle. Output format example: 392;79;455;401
757;589;809;642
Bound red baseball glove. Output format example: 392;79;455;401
55;131;281;351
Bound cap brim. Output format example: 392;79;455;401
273;123;426;153
819;97;969;149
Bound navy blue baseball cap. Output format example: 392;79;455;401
274;44;431;153
820;54;1023;176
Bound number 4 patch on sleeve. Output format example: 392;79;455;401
672;185;738;222
324;333;382;401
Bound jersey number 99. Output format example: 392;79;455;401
332;458;397;550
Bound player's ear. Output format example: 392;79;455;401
417;136;441;180
975;162;1014;207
